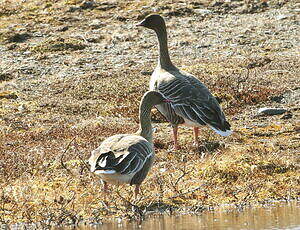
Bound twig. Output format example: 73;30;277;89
55;190;77;210
171;166;195;194
73;140;99;180
171;186;203;199
116;190;138;209
174;166;194;188
115;191;145;221
73;139;90;171
60;137;76;175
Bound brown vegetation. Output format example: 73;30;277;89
0;0;299;227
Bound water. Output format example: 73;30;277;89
63;201;300;230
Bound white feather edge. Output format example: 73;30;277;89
94;170;116;175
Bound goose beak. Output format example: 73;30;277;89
136;19;146;27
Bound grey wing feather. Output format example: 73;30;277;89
130;155;154;185
158;72;230;131
113;139;153;176
155;102;184;125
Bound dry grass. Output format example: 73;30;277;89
0;0;300;227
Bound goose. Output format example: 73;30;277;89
137;14;232;150
88;91;168;197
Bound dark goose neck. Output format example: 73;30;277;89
154;26;176;70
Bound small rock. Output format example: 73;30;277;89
89;19;103;29
18;104;27;112
57;26;69;32
246;57;272;69
196;44;211;49
7;33;31;43
276;14;294;20
115;15;127;22
270;95;283;103
0;91;18;100
96;2;117;11
141;71;152;76
80;0;96;9
210;0;223;7
194;9;212;15
86;35;104;43
23;51;31;55
258;107;287;115
0;73;12;82
165;7;193;17
68;6;80;12
179;41;190;46
6;44;17;50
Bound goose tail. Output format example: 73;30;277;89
210;121;232;136
210;126;232;136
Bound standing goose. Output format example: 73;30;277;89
88;91;168;197
137;14;232;150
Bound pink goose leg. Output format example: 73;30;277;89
172;126;180;150
193;127;199;147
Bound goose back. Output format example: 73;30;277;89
89;134;153;185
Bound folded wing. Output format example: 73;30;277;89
157;72;231;135
94;135;154;184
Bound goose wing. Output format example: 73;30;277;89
156;71;231;134
90;134;154;177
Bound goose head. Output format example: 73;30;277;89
136;14;166;31
141;91;170;107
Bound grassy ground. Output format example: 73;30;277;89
0;0;299;227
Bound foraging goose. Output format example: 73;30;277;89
88;91;168;197
137;15;232;150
